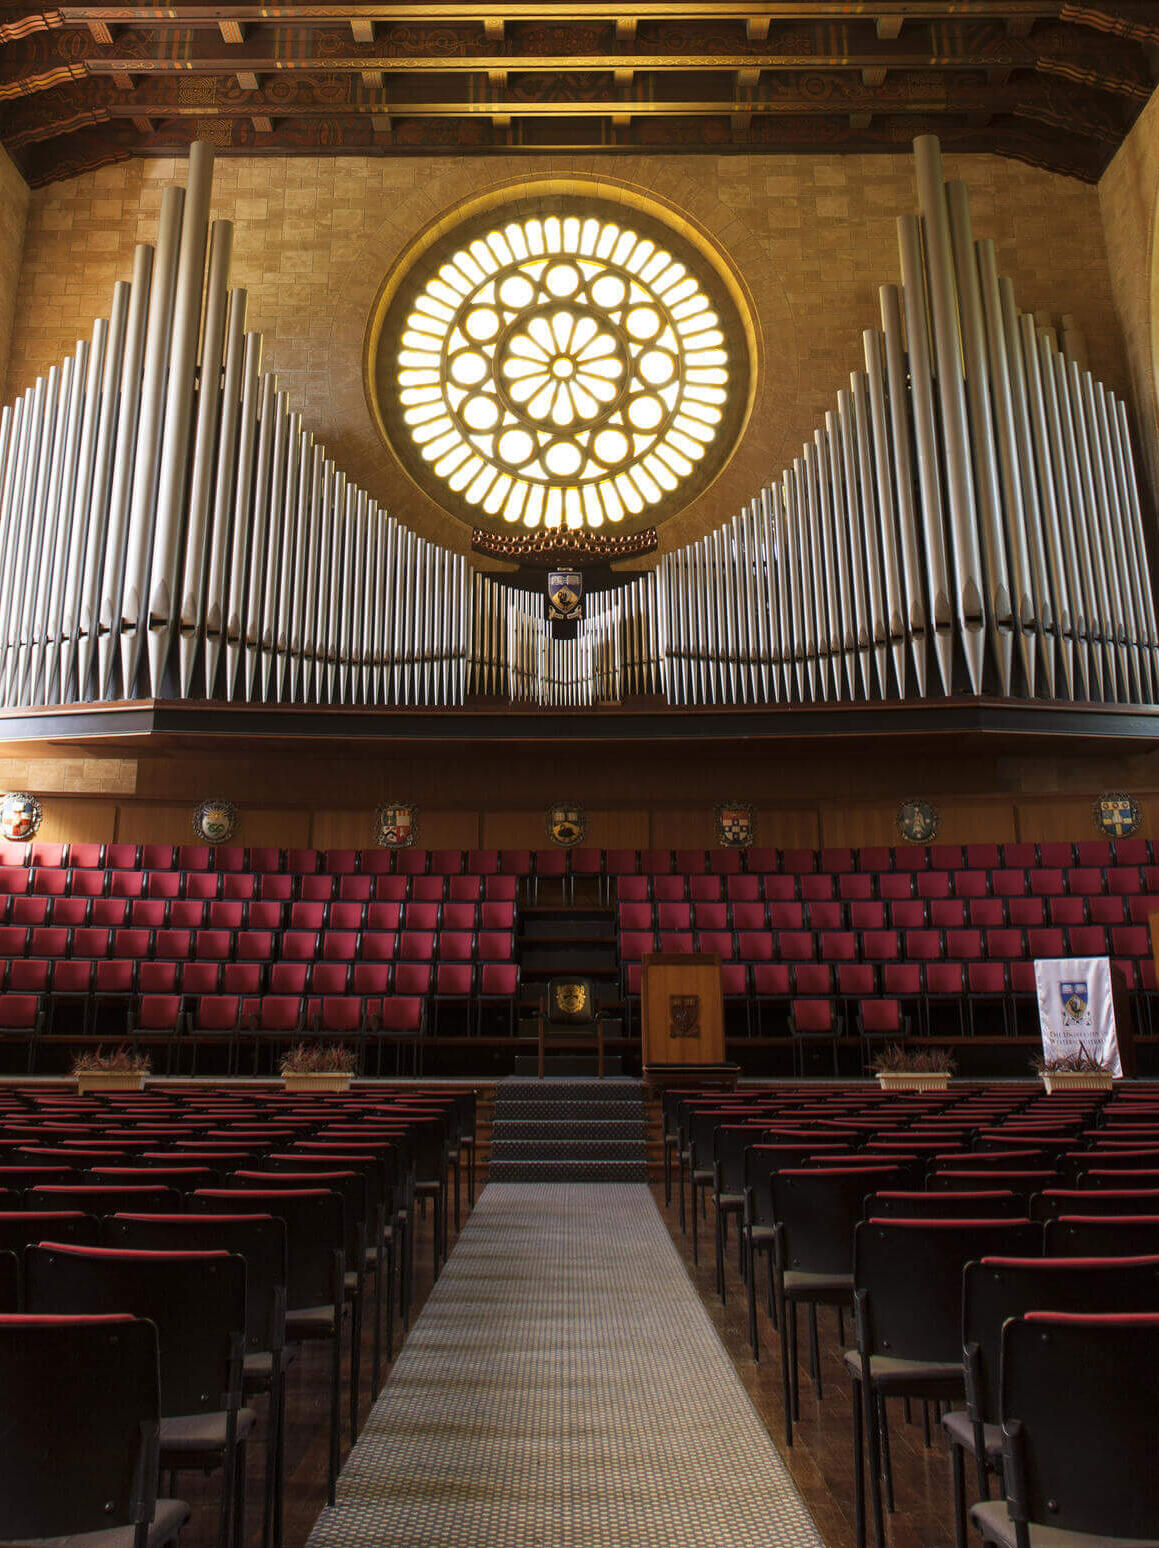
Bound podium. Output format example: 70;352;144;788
640;953;727;1077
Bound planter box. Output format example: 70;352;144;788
281;1072;353;1093
75;1071;148;1094
1041;1070;1114;1093
876;1072;952;1093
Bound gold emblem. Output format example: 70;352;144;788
547;802;586;847
555;982;588;1016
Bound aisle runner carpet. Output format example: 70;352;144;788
308;1183;824;1548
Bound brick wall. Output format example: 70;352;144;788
0;145;29;401
4;148;1126;555
1099;86;1159;515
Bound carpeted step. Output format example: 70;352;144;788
498;1078;643;1103
497;1098;645;1121
492;1118;645;1142
486;1159;649;1183
489;1137;644;1162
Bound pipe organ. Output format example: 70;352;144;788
0;136;1154;715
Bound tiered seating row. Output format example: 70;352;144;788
668;1080;1159;1547
617;848;1159;1037
0;849;528;1066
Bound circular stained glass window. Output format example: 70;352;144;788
372;195;751;534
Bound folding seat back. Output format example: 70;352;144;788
140;845;175;872
705;849;741;875
222;872;258;901
853;1219;1038;1366
726;874;762;902
916;871;952;900
866;1190;1022;1219
108;870;145;899
26;1238;247;1455
29;925;69;959
286;849;319;875
651;875;686;903
879;873;913;901
398;931;436;962
1044;1215;1159;1255
962;1256;1159;1455
656;901;691;930
696;930;735;959
321;930;358;962
409;875;446;903
984;1312;1159;1543
0;1313;185;1546
439;931;475;962
640;848;672;875
1067;866;1104;897
280;930;318;962
323;849;358;876
1004;895;1042;927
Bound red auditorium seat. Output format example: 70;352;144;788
300;873;336;901
1037;841;1074;868
879;873;913;901
410;875;447;903
888;900;926;929
222;872;257;901
1067;866;1104;896
447;875;482;903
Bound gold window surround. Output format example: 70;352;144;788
365;176;759;540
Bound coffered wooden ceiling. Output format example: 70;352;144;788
0;1;1155;186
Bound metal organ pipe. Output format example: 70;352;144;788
0;135;1154;718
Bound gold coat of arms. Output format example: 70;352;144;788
373;802;417;847
547;802;586;847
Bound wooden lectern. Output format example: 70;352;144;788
640;953;726;1073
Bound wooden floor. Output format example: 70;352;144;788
174;1168;961;1548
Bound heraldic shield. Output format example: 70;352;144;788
1094;793;1141;839
0;791;42;842
1060;979;1091;1028
547;571;583;622
373;802;417;848
547;802;586;847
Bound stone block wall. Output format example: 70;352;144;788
1099;87;1159;515
3;148;1127;556
0;146;29;399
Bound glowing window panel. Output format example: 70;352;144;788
392;213;732;531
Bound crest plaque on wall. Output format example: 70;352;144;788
1093;792;1142;840
373;802;418;848
547;802;586;847
895;797;939;843
0;791;42;842
192;798;239;845
715;801;753;849
547;571;583;622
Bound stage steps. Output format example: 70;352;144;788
488;1076;647;1182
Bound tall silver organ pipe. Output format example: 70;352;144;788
0;135;1154;715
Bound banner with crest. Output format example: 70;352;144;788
1034;956;1121;1076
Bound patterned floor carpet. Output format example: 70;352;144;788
308;1183;825;1548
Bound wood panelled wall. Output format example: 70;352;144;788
4;734;1159;853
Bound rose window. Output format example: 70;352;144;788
389;210;738;532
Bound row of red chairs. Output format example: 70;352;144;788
0;924;517;965
619;894;1159;928
3;837;1151;879
620;922;1154;962
614;864;1159;902
0;868;521;904
0;891;518;930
